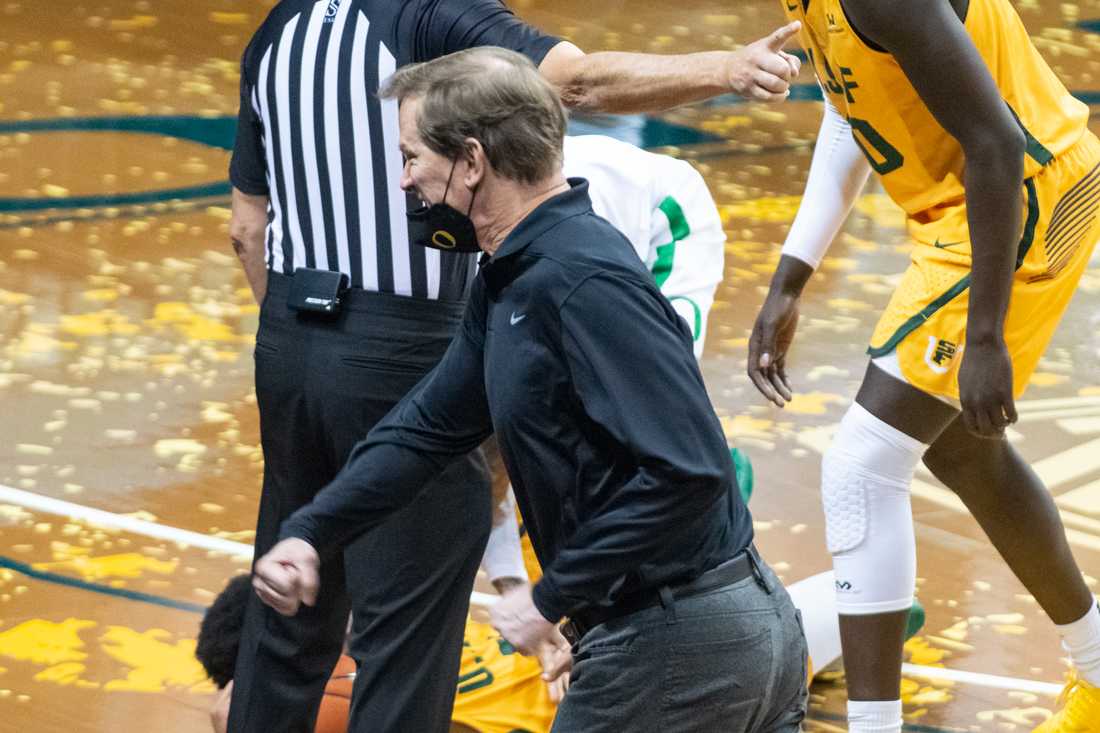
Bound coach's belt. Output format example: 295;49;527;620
560;544;766;645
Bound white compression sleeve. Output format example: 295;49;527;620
481;487;528;584
781;96;872;270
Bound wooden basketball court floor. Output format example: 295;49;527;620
0;1;1098;731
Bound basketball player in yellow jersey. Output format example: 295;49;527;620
450;618;556;733
748;1;1100;731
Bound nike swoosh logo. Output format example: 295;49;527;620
933;239;965;249
510;312;526;326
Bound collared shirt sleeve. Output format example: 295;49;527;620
531;273;734;622
229;38;269;196
401;0;560;66
278;284;493;556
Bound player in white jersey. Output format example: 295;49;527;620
561;135;726;358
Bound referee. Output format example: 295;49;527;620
227;2;803;732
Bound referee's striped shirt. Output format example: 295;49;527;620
230;0;558;301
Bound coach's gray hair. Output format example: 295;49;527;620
379;46;566;185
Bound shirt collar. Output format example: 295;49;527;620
485;177;592;263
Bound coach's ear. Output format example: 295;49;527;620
461;137;488;191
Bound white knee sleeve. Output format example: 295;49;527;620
821;403;927;615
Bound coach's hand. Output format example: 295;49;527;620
253;538;321;616
728;21;803;102
957;336;1017;438
490;584;568;662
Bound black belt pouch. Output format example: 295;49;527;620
287;267;348;315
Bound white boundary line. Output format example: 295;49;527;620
0;484;1071;690
0;484;254;556
0;483;501;608
902;663;1064;696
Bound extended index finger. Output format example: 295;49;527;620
765;21;801;52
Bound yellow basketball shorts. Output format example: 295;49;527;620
869;132;1100;400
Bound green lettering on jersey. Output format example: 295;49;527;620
456;666;495;694
849;117;904;175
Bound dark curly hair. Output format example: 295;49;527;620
195;573;253;688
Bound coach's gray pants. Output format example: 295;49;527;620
552;559;808;732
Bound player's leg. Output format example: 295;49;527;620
923;415;1100;730
822;363;956;732
922;138;1100;732
923;416;1093;625
784;569;924;682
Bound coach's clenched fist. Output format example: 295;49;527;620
253;538;321;616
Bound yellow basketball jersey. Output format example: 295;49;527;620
782;0;1088;216
451;618;557;733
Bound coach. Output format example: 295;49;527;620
253;47;808;733
228;1;802;731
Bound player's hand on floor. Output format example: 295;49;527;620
748;291;800;407
490;583;559;658
957;336;1017;438
728;21;803;102
253;538;321;616
211;680;233;733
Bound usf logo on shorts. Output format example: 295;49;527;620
923;337;959;375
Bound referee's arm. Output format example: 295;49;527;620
229;188;268;304
537;24;803;113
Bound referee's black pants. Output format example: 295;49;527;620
228;273;492;733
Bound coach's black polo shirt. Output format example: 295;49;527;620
280;179;753;622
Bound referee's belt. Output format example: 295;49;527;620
560;544;766;644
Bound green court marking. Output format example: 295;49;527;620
0;115;237;150
0;196;230;229
0;115;236;214
0;113;718;217
0;182;232;212
0;554;206;614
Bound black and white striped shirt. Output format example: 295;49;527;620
230;0;558;301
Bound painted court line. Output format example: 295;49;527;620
901;663;1064;696
0;554;207;614
0;483;254;557
0;483;500;608
0;484;1070;693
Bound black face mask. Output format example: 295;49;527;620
406;160;480;253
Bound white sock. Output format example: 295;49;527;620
847;699;902;733
1057;601;1100;686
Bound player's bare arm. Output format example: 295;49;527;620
537;22;802;112
842;0;1025;437
749;89;872;407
